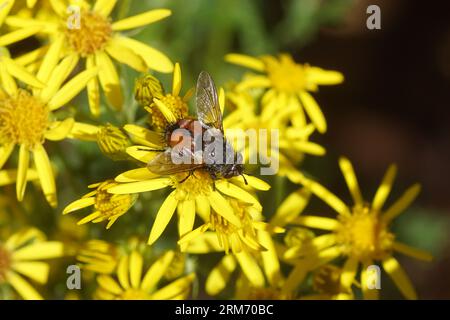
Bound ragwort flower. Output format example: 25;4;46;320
225;53;343;133
0;227;63;300
5;0;174;115
289;157;432;299
94;250;195;300
0;55;97;206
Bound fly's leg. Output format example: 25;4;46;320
178;170;194;184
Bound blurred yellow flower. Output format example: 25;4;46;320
5;0;173;115
224;88;325;182
76;239;119;274
94;250;195;300
290;157;432;299
0;227;63;300
179;197;283;254
63;180;138;229
0;55;97;207
225;53;343;133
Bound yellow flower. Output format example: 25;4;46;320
225;53;343;133
76;239;119;274
94;250;195;300
224;88;325;182
135;63;193;131
63;180;138;229
0;55;97;207
288;157;432;299
0;227;63;300
184;189;310;297
302;264;353;300
178;197;282;254
5;0;173;115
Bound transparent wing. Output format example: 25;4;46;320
147;148;203;175
196;71;223;131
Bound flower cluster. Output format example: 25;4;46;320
0;0;431;300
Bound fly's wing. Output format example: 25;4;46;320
147;148;203;175
196;71;223;131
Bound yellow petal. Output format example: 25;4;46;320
117;255;130;289
77;211;101;225
0;143;14;169
292;141;326;156
0;25;43;46
0;62;17;96
97;275;123;295
114;36;173;73
141;251;175;291
48;67;98;110
124;124;164;148
40;54;79;104
13;241;63;260
215;179;261;210
339;157;363;206
148;191;178;245
45;118;75;141
125;146;158;163
236;75;271;91
36;34;64;83
383;184;421;223
150;273;195;300
112;9;171;31
340;257;359;290
172;62;181;96
85;55;101;116
3;57;44;88
7;271;43;300
95;51;123;110
48;0;67;17
108;178;171;194
292;215;339;230
225;53;265;72
206;255;236;295
14;46;49;67
308;67;344;85
271;188;310;227
177;199;196;251
297;175;351;216
393;242;433;262
281;262;308;295
33;145;57;207
93;0;117;17
153;98;177;123
129;251;143;289
235;251;265;288
372;164;397;211
16;145;29;201
207;191;241;227
0;0;14;27
298;91;327;134
258;231;282;287
63;197;95;215
382;256;417;300
115;168;158;183
184;231;223;253
68;122;99;141
11;261;49;284
105;40;147;72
